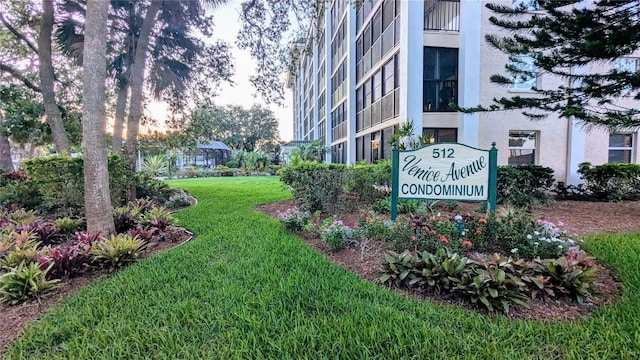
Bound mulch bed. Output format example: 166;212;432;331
255;199;634;321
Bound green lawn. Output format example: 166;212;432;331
3;177;640;359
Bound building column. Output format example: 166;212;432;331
458;0;481;147
565;0;590;184
324;5;333;163
399;0;424;136
346;5;357;164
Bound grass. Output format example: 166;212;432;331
3;176;640;359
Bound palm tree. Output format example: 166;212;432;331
38;0;71;154
82;0;114;235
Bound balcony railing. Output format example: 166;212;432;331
424;0;460;32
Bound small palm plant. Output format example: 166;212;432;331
141;154;168;177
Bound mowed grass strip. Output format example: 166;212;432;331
3;177;640;359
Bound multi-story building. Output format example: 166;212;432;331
287;0;640;184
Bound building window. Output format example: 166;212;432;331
423;47;458;112
508;130;537;165
509;55;538;91
609;133;634;163
422;128;457;143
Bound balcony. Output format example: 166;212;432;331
424;0;460;32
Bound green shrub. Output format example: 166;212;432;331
455;254;529;313
113;206;140;233
0;262;59;305
0;182;42;209
91;234;148;272
358;210;393;242
530;249;598;304
344;161;391;203
279;162;348;213
53;217;84;234
497;165;554;209
0;231;41;269
164;189;192;208
372;197;432;215
140;207;176;231
575;162;640;201
19;154;132;211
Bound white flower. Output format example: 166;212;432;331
526;234;532;240
534;231;540;236
511;248;519;253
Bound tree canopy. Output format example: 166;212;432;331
472;0;640;129
186;104;280;152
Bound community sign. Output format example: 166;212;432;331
391;142;497;220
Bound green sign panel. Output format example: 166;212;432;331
391;142;498;220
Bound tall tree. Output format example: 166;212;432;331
237;0;321;105
82;0;114;235
1;1;83;153
469;0;640;129
38;0;71;152
186;103;279;152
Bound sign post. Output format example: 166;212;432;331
391;142;498;221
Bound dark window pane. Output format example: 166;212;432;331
508;150;535;165
609;150;632;163
372;9;382;41
609;134;633;148
382;0;394;30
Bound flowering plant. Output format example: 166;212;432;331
276;207;310;231
358;210;393;242
320;218;361;251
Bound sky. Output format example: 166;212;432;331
147;0;294;141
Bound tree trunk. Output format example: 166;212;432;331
39;0;71;154
124;0;162;200
111;84;128;154
0;117;13;171
82;0;114;235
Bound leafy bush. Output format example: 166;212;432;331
372;197;433;215
141;154;168;177
455;254;529;313
279;162;348;213
276;207;311;231
0;182;42;209
19;154;132;211
320;218;360;251
73;231;102;245
344;161;391;203
497;165;555;209
574;162;640;201
358;210;393;242
39;241;92;279
54;217;84;234
164;189;192;208
379;248;471;294
140;207;176;231
127;224;160;243
91;234;148;272
530;248;598;303
113;206;140;233
0;262;59;305
14;220;62;246
0;231;42;269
